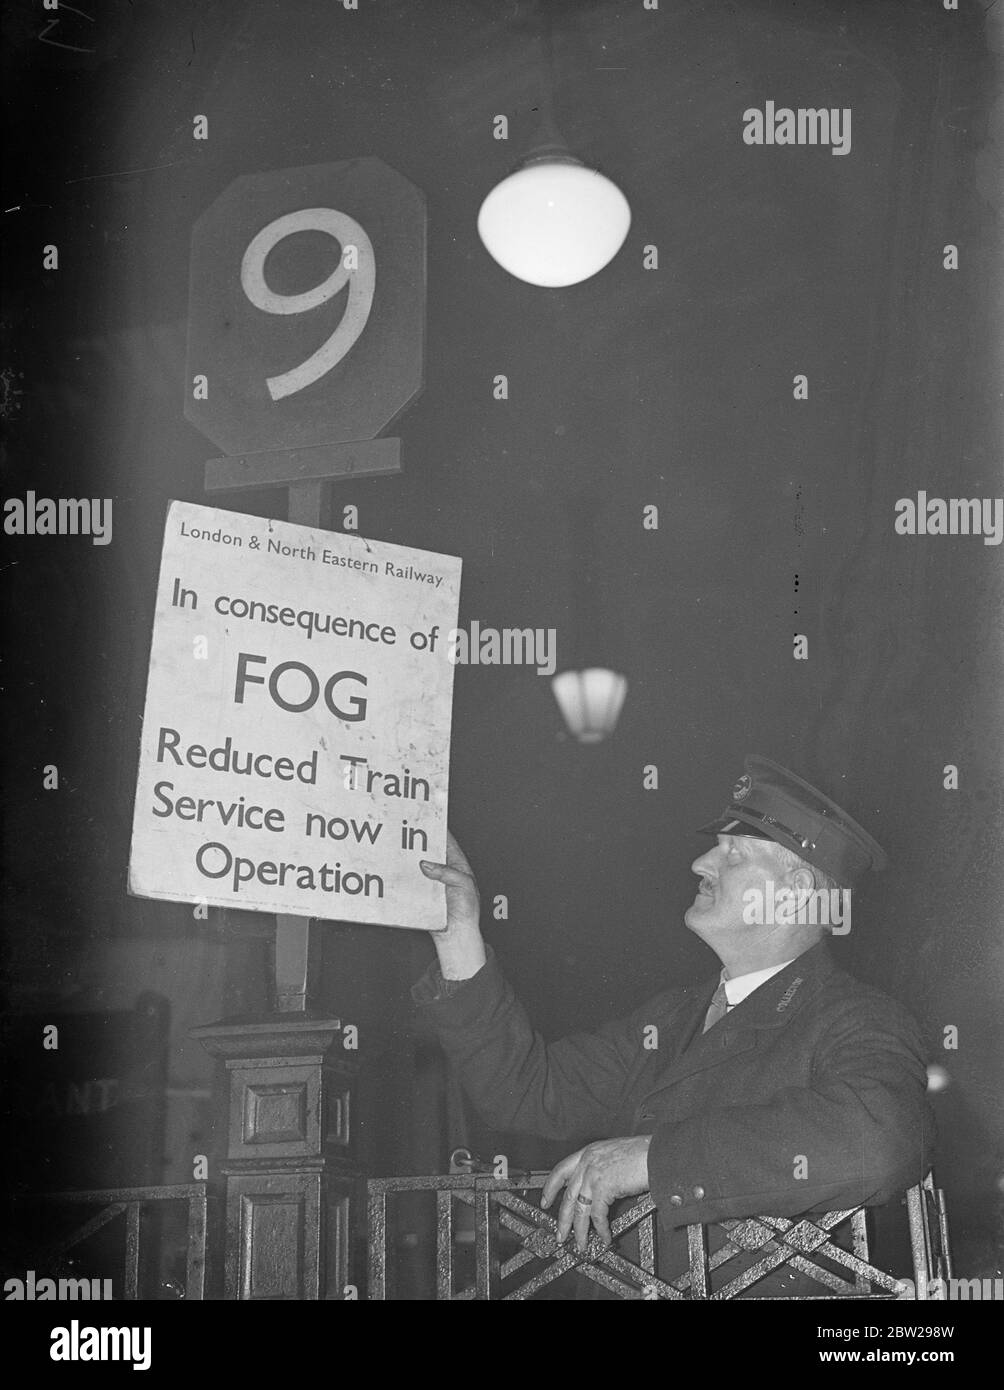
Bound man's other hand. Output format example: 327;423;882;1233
541;1136;653;1251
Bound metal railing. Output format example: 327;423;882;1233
367;1170;952;1300
42;1183;211;1300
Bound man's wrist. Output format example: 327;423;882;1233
412;944;493;1005
434;930;487;981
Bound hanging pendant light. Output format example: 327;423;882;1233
477;7;631;287
478;150;630;287
552;668;628;743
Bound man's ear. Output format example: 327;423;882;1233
790;865;815;896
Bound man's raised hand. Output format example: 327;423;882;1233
419;831;486;979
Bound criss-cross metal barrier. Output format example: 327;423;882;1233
367;1171;951;1300
41;1183;211;1299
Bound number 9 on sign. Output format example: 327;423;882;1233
240;208;376;402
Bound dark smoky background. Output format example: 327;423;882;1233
1;0;1001;1290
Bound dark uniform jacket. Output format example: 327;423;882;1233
414;939;934;1294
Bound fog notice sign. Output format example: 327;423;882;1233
128;501;461;931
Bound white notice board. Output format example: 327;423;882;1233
128;501;461;931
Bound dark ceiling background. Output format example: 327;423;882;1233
2;0;1001;1276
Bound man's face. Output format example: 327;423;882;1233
684;833;785;943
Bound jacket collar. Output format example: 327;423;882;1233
644;940;836;1092
716;938;836;1031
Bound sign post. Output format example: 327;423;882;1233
171;158;429;1298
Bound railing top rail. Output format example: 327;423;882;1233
369;1173;549;1194
42;1183;211;1204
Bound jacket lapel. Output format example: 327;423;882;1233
671;982;719;1057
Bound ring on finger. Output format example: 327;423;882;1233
575;1193;593;1208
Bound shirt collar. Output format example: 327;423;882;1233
721;959;797;1008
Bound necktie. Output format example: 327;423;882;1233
702;980;730;1033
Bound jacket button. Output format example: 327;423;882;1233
692;1185;705;1200
670;1194;684;1206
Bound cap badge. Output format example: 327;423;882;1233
732;774;753;802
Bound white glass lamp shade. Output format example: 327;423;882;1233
551;668;628;743
477;158;631;287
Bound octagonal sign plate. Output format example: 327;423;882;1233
185;158;426;456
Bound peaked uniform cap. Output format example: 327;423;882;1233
697;754;888;887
